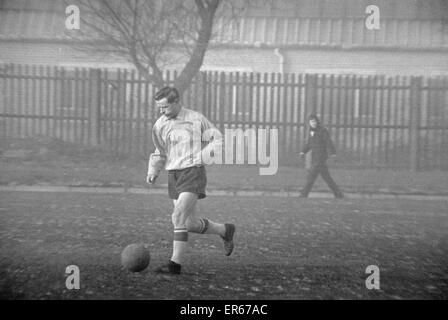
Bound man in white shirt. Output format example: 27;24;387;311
147;86;235;275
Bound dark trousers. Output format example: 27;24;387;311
301;164;342;197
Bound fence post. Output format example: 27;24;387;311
304;74;318;169
409;76;422;171
305;73;317;114
219;72;226;134
200;71;207;117
90;68;101;146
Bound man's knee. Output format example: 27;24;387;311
171;206;188;228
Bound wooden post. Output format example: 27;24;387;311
219;72;226;134
409;76;422;171
59;67;65;141
303;74;317;169
200;71;207;116
305;73;317;115
90;68;101;146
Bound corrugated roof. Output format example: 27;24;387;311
0;9;68;40
1;8;447;49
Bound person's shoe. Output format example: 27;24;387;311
155;260;181;275
298;193;308;198
222;223;235;256
335;193;344;199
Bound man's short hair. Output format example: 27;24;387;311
154;86;180;104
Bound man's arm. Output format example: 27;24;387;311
300;135;311;155
147;124;167;182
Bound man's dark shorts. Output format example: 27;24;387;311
168;166;207;200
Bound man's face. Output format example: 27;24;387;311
156;98;178;118
309;119;317;128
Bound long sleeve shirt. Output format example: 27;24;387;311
147;107;222;175
301;127;336;165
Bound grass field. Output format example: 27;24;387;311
0;191;447;300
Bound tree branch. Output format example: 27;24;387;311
66;0;255;94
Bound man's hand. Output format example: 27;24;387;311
146;174;158;185
299;152;305;159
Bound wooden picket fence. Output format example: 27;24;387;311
1;63;447;170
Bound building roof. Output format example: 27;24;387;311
0;9;67;40
0;4;447;49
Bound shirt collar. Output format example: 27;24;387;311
165;106;183;120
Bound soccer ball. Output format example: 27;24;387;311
121;243;150;272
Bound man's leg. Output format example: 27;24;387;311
155;192;198;275
185;204;225;236
170;192;197;266
185;203;235;256
320;165;343;197
300;165;320;197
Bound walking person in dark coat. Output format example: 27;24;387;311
299;114;344;198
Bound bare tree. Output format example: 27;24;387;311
67;0;249;93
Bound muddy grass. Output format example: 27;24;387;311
0;191;447;299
